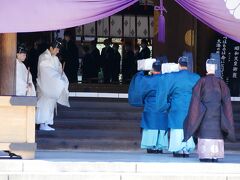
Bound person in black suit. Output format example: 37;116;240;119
111;43;121;83
101;39;114;83
139;39;151;59
61;31;79;83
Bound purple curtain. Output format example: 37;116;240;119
1;0;239;43
0;0;137;33
175;0;240;43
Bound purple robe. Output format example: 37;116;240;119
183;74;235;142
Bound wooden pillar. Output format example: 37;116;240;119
0;33;16;95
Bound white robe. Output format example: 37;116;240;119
36;49;69;125
16;59;36;96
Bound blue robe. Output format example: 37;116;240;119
128;71;167;130
156;70;200;129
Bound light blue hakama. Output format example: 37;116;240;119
168;129;195;153
141;129;168;150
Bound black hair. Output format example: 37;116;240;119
17;43;27;54
49;38;63;49
64;31;72;37
178;56;188;67
141;39;148;45
135;45;140;51
152;60;162;72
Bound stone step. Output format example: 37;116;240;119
57;106;142;113
1;151;240;180
67;97;240;107
38;132;240;151
36;129;141;140
36;138;240;151
64;98;240;114
36;97;240;151
56;111;239;122
53;119;140;130
56;111;141;120
36;138;140;150
66;97;130;107
57;107;142;115
225;141;240;151
66;101;138;109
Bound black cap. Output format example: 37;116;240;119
152;60;162;72
178;56;188;67
50;38;62;49
64;31;72;37
103;38;111;46
206;58;217;65
17;44;27;54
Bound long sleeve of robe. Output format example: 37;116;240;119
128;71;145;107
128;71;168;130
220;79;235;141
183;75;235;142
16;59;36;96
155;73;172;112
183;78;206;141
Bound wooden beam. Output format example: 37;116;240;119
0;33;16;95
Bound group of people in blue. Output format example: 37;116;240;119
128;56;235;162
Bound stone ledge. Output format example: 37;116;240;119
22;161;136;173
136;162;240;174
8;173;120;180
121;174;228;180
3;173;240;180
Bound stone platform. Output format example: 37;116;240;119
0;150;240;180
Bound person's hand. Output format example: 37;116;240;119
27;83;32;88
26;83;33;93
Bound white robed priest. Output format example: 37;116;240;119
16;44;36;96
36;38;70;131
